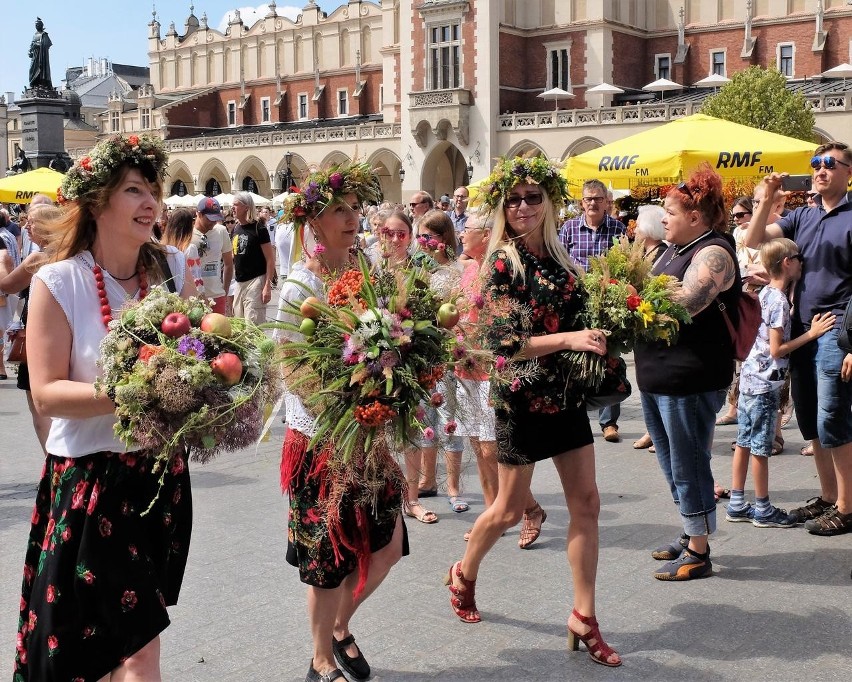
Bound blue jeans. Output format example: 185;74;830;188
790;326;852;448
641;389;726;537
598;403;620;429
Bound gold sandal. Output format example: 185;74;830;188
404;501;438;524
518;503;547;549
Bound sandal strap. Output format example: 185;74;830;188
334;634;355;648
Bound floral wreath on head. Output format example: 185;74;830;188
57;134;168;204
475;156;568;214
281;161;382;259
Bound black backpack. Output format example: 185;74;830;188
838;298;852;353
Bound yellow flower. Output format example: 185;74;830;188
637;301;655;327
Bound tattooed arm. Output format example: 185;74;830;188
677;245;736;316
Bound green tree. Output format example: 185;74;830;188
700;66;816;142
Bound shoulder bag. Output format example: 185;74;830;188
718;290;762;361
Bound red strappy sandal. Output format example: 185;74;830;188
567;608;622;667
443;560;481;623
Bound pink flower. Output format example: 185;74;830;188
415;405;426;421
328;172;344;189
423;427;435;440
495;356;507;370
445;421;457;435
474;294;484;309
510;379;521;392
313;243;326;255
430;393;444;407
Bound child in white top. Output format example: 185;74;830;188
727;238;835;527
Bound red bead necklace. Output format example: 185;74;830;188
93;263;149;328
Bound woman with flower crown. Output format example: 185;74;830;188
444;156;622;668
13;134;197;681
276;163;405;682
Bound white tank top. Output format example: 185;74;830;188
35;247;186;457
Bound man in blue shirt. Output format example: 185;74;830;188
745;141;852;536
447;186;469;253
559;179;626;442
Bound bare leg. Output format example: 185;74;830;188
418;446;438;491
472;438;499;507
752;454;769;499
445;449;463;498
730;445;751;493
109;636;161;681
332;517;404;660
812;441;838;503
458;463;533;581
831;442;852;514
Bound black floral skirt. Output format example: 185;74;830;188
13;450;192;682
282;429;408;590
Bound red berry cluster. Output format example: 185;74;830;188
327;270;367;307
354;400;398;427
418;365;445;390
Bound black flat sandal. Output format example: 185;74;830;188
306;661;345;682
333;634;371;680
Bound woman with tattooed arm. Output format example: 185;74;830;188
634;165;741;581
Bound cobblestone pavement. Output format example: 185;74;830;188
1;356;850;681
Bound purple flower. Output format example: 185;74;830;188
304;181;321;204
379;351;398;369
177;336;206;359
328;172;344;190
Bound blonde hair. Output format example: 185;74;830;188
484;189;578;284
759;238;799;277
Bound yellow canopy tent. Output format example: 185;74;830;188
562;114;816;192
0;167;64;203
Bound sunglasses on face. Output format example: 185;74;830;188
810;155;851;170
505;193;543;208
381;229;409;240
409;199;428;208
732;211;752;220
777;253;804;266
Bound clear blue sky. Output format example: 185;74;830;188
2;1;342;101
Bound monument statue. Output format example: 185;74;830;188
28;17;53;90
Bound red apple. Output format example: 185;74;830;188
300;296;322;319
436;302;460;329
161;312;191;338
210;352;243;386
200;312;232;338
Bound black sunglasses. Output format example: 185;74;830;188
676;182;696;201
505;193;544;208
777;253;804;266
810;155;851;170
732;211;751;220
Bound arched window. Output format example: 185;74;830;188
205;178;222;196
242;176;258;193
170;180;188;196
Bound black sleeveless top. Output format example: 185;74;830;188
634;231;740;395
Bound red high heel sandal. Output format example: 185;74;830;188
443;561;481;623
567;608;622;667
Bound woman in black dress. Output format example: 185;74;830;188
444;157;621;668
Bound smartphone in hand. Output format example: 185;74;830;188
781;175;812;192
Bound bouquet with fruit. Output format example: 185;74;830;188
96;287;282;473
278;256;459;462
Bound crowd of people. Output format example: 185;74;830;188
3;132;851;680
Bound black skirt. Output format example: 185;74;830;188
495;405;594;465
13;450;192;681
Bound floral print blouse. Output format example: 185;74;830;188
484;246;585;414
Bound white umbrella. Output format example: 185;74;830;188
246;191;272;207
822;62;852;85
586;82;625;95
164;194;185;208
537;87;574;112
214;192;235;207
642;77;682;101
272;191;290;206
693;73;731;88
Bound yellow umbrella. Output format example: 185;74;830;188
0;167;64;203
563;114;816;192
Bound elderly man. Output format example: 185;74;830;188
447;185;470;246
559;178;626;442
745;141;852;536
408;191;434;224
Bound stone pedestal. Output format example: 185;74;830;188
16;89;71;170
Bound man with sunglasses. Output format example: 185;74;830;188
745;141;852;536
408;191;434;224
193;196;234;315
559;179;627;442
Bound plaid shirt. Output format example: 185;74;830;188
558;214;626;271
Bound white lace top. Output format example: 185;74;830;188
274;261;321;438
35;247;186;457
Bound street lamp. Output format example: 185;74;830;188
466;157;474;178
282;150;293;191
398;166;405;182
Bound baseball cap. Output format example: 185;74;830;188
197;196;224;222
440;194;451;203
